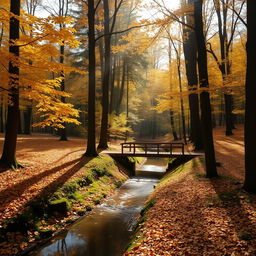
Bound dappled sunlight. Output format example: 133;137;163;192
213;127;245;181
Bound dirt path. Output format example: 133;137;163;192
214;126;244;181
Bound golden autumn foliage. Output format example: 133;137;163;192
0;8;83;128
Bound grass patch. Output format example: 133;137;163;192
128;157;144;164
168;158;175;164
140;198;155;217
159;162;188;187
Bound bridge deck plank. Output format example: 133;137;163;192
102;150;204;157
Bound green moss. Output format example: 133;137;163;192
63;181;80;194
128;157;144;164
159;163;186;187
125;198;155;252
48;198;71;212
140;198;155;217
168;158;175;164
69;191;84;201
126;234;144;252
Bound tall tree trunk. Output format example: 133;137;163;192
0;0;21;169
85;0;98;157
182;0;203;150
116;58;126;115
194;0;218;177
177;61;187;144
125;64;129;141
0;22;4;46
59;44;68;141
0;97;4;133
244;0;256;193
115;56;121;112
168;40;178;141
98;37;104;78
98;0;111;149
109;56;116;115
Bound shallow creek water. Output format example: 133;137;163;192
29;158;167;256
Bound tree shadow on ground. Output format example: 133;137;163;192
34;156;93;200
0;156;92;211
0;149;84;174
209;177;256;246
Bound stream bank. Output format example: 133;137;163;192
26;157;168;256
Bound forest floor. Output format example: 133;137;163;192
0;125;255;256
126;126;256;256
0;134;87;225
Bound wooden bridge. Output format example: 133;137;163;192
105;142;204;158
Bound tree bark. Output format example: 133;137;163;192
109;56;116;114
168;40;178;141
182;0;203;150
0;98;4;133
125;64;129;141
85;0;98;156
0;0;21;169
98;0;111;149
243;0;256;193
177;57;187;144
194;0;218;177
59;44;68;141
116;58;126;115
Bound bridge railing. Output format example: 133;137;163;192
121;142;185;155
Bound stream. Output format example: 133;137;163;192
29;158;167;256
